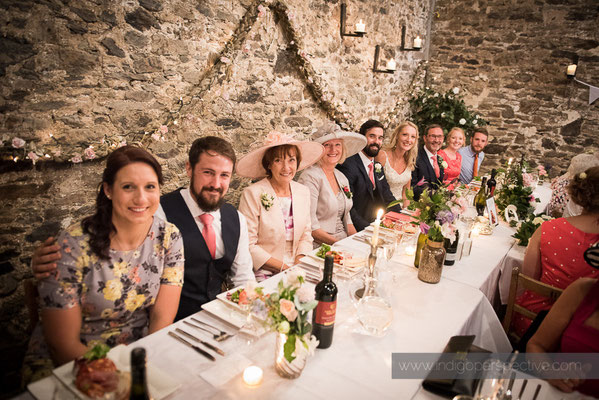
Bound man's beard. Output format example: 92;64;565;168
190;176;225;212
363;143;380;158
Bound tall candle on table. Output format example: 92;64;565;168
372;209;384;246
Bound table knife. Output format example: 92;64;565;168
517;379;527;399
175;328;225;356
167;331;215;361
531;384;541;400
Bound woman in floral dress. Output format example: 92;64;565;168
23;146;184;382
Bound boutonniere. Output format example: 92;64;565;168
437;155;448;170
260;192;274;210
342;185;353;199
374;162;382;174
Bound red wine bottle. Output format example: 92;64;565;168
130;348;151;400
487;169;497;197
312;255;337;349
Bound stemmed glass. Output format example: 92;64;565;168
381;231;402;282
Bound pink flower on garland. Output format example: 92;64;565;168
84;147;96;160
71;154;83;163
12;137;26;148
158;125;168;135
28;152;39;164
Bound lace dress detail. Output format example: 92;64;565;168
383;157;412;200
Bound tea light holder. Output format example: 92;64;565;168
243;365;263;387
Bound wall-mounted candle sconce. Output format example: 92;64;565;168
373;45;396;74
340;4;366;38
400;26;422;51
566;59;599;105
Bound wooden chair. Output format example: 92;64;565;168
502;266;563;344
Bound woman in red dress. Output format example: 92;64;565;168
513;167;599;337
437;127;465;185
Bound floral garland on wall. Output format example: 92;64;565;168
2;0;425;168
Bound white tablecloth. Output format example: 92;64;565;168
27;266;510;400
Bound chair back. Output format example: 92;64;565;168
502;266;563;343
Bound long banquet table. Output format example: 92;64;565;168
27;264;509;400
25;183;574;400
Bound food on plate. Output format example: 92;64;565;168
403;224;418;234
226;286;264;305
342;257;366;268
380;218;395;229
73;344;128;399
315;243;331;259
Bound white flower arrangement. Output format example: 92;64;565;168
260;192;275;210
374;162;382;174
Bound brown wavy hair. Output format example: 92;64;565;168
568;166;599;213
81;146;163;259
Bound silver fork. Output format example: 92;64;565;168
190;318;233;341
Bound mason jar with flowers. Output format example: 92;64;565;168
394;183;466;283
244;269;319;378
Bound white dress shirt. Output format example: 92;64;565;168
358;151;375;175
423;146;438;169
156;188;255;286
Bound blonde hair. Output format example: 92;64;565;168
386;121;419;170
447;127;465;142
446;127;465;148
318;139;347;166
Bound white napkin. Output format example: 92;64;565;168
199;353;252;387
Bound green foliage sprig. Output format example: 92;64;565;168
512;214;553;246
408;86;488;138
495;158;539;221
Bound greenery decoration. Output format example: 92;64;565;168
408;86;488;138
512;213;553;246
495;158;540;221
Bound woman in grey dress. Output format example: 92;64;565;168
23;146;184;382
298;123;367;246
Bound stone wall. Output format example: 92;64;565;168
0;0;431;394
427;0;599;175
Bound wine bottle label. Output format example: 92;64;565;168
314;300;336;326
445;252;456;261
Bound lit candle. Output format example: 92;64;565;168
508;157;513;166
413;36;422;49
371;209;384;246
355;20;366;33
243;365;263;387
405;245;416;256
566;64;577;77
386;59;396;71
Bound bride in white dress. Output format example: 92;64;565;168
375;121;419;208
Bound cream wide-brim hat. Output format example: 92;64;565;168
236;131;324;179
311;122;367;158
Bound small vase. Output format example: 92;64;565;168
414;232;428;268
418;240;446;284
274;333;307;379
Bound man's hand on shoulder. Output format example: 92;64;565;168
32;237;61;279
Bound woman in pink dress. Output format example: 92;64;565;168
437;127;465;185
513;167;599;337
527;277;599;396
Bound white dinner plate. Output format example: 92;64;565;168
52;344;180;400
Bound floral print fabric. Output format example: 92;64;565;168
38;217;184;347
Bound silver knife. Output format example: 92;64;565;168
175;328;225;356
167;331;215;361
531;384;541;400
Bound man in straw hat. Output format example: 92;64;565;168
337;119;400;231
31;136;256;321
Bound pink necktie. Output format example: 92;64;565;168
431;155;440;179
199;213;216;259
368;162;375;188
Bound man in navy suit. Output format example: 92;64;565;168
337;120;400;231
411;124;445;200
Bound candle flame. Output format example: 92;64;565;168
377;209;384;219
